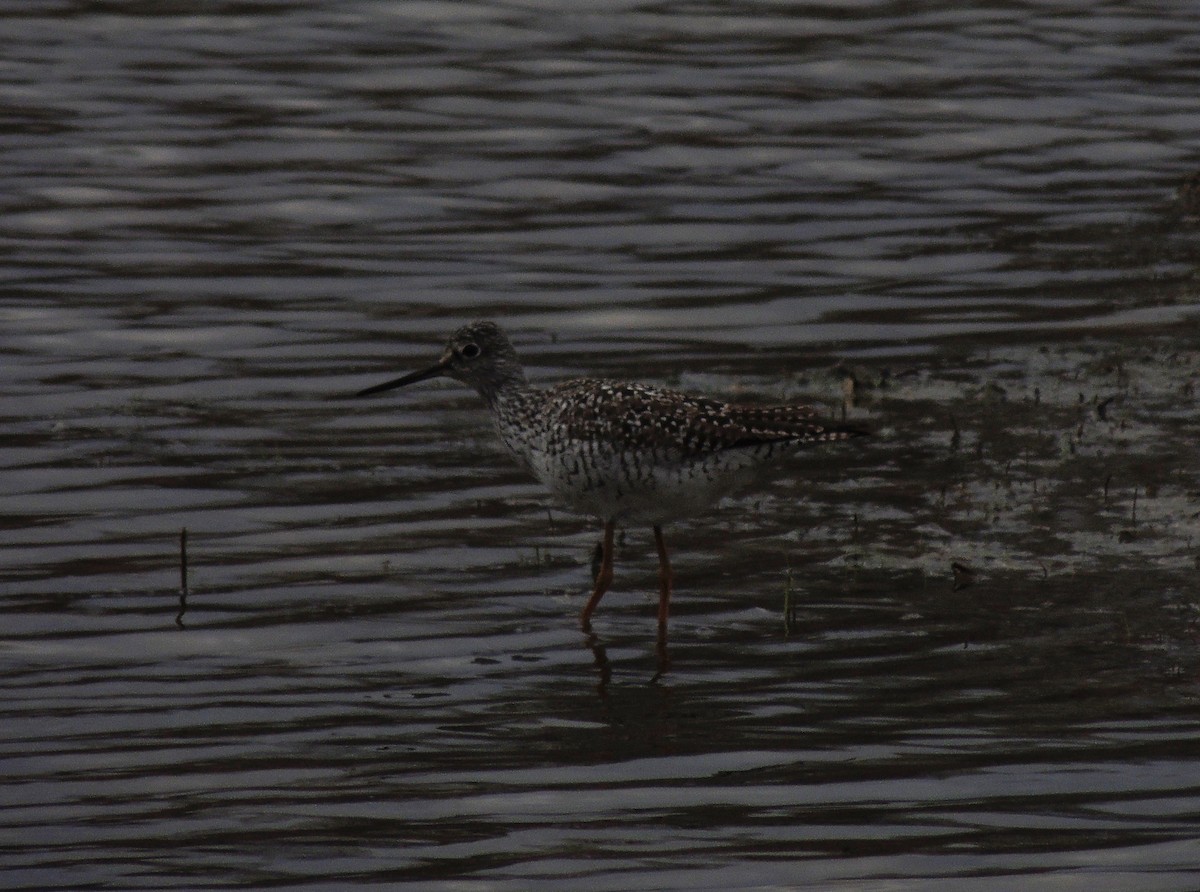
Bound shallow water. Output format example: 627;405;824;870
3;1;1200;889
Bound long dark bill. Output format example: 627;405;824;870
355;362;446;397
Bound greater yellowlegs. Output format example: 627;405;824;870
356;321;865;641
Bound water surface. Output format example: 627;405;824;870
3;1;1200;889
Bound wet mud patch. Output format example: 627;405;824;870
785;333;1200;653
823;335;1198;567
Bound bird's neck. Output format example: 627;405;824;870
474;368;531;409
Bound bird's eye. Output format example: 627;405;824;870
460;343;481;359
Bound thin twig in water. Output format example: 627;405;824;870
782;563;797;636
176;527;188;628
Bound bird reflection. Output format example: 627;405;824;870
583;627;672;696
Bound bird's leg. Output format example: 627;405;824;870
589;540;605;583
652;525;673;634
580;520;615;629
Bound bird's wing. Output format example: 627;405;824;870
547;379;849;458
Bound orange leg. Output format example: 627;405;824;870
653;525;674;634
580;520;615;629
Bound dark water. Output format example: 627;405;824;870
4;1;1200;889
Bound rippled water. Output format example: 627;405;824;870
4;1;1200;889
